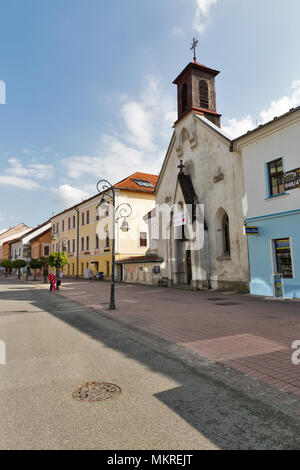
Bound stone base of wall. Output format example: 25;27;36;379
210;279;250;293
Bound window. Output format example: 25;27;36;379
95;234;99;249
62;220;65;232
86;210;90;224
105;230;110;248
274;238;293;278
222;214;230;255
67;240;70;253
73;215;76;228
181;83;188;113
199;80;209;109
268;158;284;196
140;232;147;247
56;222;59;233
106;261;110;276
72;239;75;252
86;236;89;250
132;179;155;188
81;213;85;226
81;237;84;251
44;246;50;256
68;217;71;230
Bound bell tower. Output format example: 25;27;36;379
173;39;222;127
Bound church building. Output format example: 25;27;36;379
155;55;250;291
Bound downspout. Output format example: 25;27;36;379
75;207;79;278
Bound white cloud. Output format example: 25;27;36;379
5;158;54;180
61;75;176;185
52;184;91;208
0;175;42;190
193;0;218;34
223;80;300;138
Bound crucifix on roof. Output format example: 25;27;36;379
190;37;198;63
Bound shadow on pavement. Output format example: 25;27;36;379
0;281;299;450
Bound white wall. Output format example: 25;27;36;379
241;119;300;219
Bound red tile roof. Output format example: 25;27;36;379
114;172;158;193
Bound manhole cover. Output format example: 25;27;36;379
215;302;241;306
72;382;121;402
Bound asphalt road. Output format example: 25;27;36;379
0;280;299;450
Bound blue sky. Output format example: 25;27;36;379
1;0;300;230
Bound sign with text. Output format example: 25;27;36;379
284;168;300;191
245;226;259;235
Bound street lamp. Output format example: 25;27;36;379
51;233;68;291
96;179;132;310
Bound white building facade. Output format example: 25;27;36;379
155;60;249;291
232;107;300;298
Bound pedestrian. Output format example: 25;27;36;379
48;273;56;292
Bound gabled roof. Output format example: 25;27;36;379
114;172;158;192
9;221;51;245
51;172;158;220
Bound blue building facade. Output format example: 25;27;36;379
246;209;300;299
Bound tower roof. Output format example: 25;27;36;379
173;61;220;84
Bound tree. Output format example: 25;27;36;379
0;259;13;278
12;259;27;279
29;258;43;281
47;252;69;270
47;252;69;290
38;257;49;283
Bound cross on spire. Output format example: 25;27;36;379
190;37;198;63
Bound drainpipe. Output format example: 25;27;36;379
75;207;79;279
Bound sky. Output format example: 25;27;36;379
1;0;300;230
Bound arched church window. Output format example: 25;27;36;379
222;213;230;255
199;80;209;109
181;83;188;113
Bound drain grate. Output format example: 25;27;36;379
215;302;241;306
72;382;121;402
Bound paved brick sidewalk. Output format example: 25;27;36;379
53;279;300;409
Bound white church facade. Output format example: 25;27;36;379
155;60;250;292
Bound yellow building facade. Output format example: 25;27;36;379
50;173;158;279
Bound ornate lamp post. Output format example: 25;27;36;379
96;179;132;310
51;233;68;291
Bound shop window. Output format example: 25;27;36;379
274;238;293;278
268;158;284;196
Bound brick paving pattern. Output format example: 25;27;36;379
54;279;300;410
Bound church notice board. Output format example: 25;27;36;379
284;168;300;191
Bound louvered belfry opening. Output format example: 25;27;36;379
199;80;209;109
181;83;188;113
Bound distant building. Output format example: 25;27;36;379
50;172;158;279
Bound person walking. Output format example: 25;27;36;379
48;273;56;292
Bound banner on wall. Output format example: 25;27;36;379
272;273;284;299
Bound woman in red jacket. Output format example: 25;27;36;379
48;273;56;292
